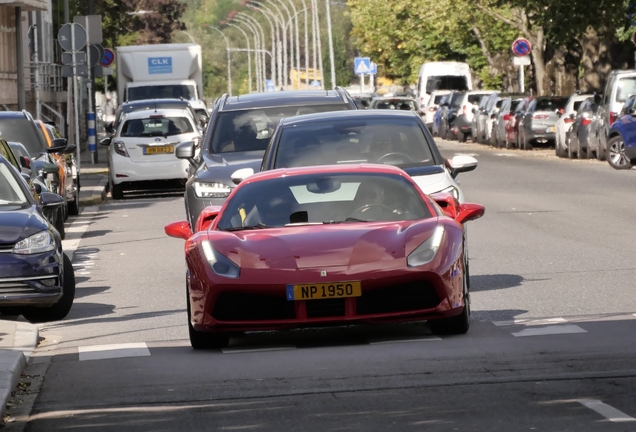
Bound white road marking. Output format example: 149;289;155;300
454;153;479;157
369;336;442;345
578;399;636;422
78;342;151;361
61;206;99;259
221;346;297;354
494;153;517;157
511;324;587;337
493;317;567;327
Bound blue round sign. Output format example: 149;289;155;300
511;38;531;57
100;48;115;67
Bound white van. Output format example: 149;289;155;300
417;62;472;109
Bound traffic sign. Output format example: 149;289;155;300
513;55;531;66
73;15;103;44
61;51;86;66
310;80;321;87
100;48;115;67
354;57;371;74
61;64;88;77
511;38;531;57
87;44;103;67
369;62;377;75
57;23;87;52
265;79;275;92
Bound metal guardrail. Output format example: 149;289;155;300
24;63;65;92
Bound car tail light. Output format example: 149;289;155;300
462;105;467;116
113;141;129;157
533;114;549;119
503;114;512;121
581;113;592;126
564;117;575;123
609;111;618;125
429;107;437;112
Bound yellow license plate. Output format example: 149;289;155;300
144;145;174;155
286;281;362;301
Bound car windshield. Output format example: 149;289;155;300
432;94;447;105
0;119;46;156
616;77;636;102
210;104;348;153
274;118;436;169
0;163;28;206
127;85;197;101
426;76;469;93
535;97;568;111
121;116;194;137
468;94;489;104
450;92;466;108
371;99;417;110
216;172;433;230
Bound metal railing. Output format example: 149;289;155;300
24;62;65;92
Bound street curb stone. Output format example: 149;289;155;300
0;321;38;417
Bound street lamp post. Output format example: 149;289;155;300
312;0;324;88
299;0;310;88
260;0;288;87
204;25;232;95
270;0;294;87
237;13;269;90
325;0;336;88
251;2;285;89
245;7;277;87
227;23;252;93
249;3;281;88
281;0;301;89
235;18;262;92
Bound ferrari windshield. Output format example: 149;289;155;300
216;172;433;230
274;118;436;169
0;163;28;206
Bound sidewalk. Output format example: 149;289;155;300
0;144;110;417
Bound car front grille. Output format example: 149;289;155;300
213;292;296;321
356;281;440;315
0;243;14;253
0;281;41;295
306;298;345;318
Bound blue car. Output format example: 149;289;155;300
606;94;636;169
0;155;75;322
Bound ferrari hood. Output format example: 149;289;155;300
0;206;49;245
208;220;439;270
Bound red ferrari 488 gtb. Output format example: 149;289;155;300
165;164;484;349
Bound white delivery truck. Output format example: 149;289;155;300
416;62;472;109
116;43;205;110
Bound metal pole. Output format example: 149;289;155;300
240;14;269;86
270;0;293;87
33;23;41;119
207;26;232;95
300;0;309;88
72;24;81;174
236;17;262;92
519;65;524;93
325;0;336;88
313;0;324;88
247;6;276;87
227;23;252;93
283;0;301;89
310;0;317;85
253;3;283;88
83;17;96;164
64;0;71;141
16;7;25;110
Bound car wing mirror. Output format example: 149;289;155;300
164;220;193;240
176;141;199;169
100;136;112;146
63;143;77;155
46;138;68;154
19;155;31;169
430;192;459;219
39;191;65;209
231;167;255;185
447;155;478;179
195;206;223;232
41;162;58;175
455;203;485;224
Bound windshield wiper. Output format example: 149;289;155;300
323;218;368;224
223;223;270;232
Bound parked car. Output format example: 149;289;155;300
555;93;592;158
505;96;534;148
176;89;358;227
369;97;418;111
471;94;490;143
6;140;65;239
492;94;526;148
101;108;201;199
452;91;497;142
597;69;636;158
423;90;451;131
474;92;503;144
0;155;75;323
260;110;478;203
165;163;485;348
439;91;466;140
0;111;78;218
565;97;601;159
517;96;568;150
605;94;636;169
107;98;202;133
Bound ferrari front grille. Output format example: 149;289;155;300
213;292;296;321
356;281;440;315
306;298;345;318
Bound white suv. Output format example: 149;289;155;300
423;90;451;130
555;93;592;157
101;108;201;199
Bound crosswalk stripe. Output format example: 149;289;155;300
511;324;587;338
78;342;151;361
578;399;636;422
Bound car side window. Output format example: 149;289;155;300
526;100;537;113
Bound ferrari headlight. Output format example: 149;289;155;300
438;185;460;200
193;181;231;198
407;225;444;267
201;241;240;278
13;230;55;255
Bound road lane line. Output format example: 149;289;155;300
493;317;567;327
511;324;587;337
78;342;151;361
62;206;99;260
578;399;636;422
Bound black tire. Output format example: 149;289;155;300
430;266;470;335
54;207;65;240
187;283;229;349
457;130;466;142
607;135;633;170
22;253;75;323
67;180;80;216
110;178;124;200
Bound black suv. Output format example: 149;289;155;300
176;89;357;227
0;111;78;219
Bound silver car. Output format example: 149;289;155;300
517;96;568;150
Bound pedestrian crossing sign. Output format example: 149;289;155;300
354;57;371;75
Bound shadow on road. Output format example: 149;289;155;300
471;273;526;291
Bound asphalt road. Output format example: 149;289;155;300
9;139;636;431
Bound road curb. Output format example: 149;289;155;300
79;176;108;207
0;321;38;417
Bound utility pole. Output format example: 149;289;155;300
325;0;336;89
16;7;25;110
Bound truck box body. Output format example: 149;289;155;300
116;43;203;104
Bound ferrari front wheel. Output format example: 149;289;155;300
430;269;470;335
186;284;229;349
